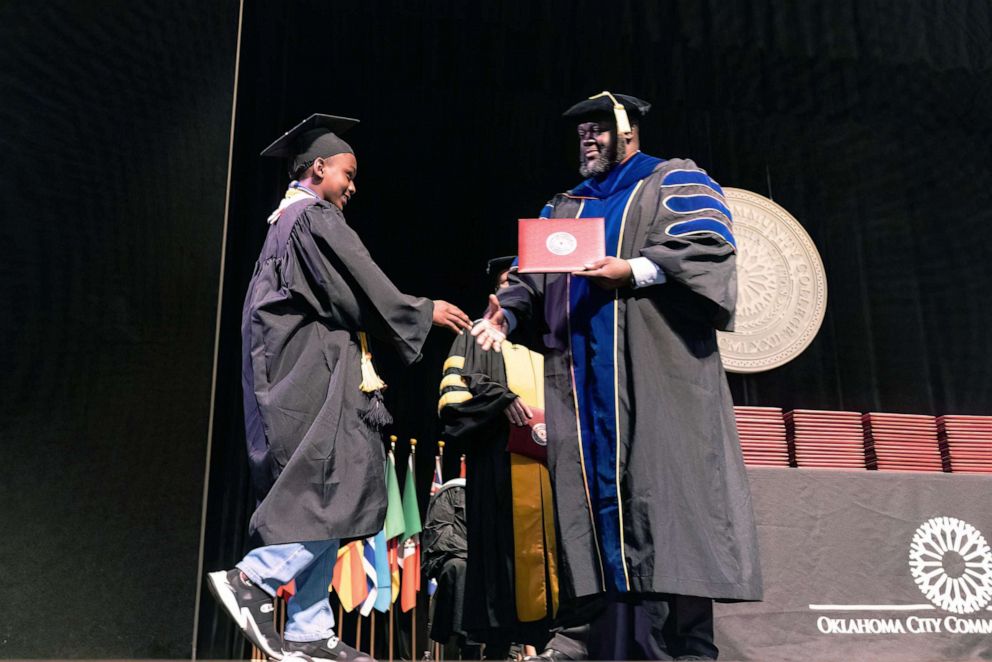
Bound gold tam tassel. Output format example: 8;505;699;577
358;331;387;393
589;90;632;136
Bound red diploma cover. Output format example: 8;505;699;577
506;407;548;465
517;218;605;273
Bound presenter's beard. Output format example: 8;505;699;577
579;133;626;178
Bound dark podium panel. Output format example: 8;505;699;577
716;468;992;661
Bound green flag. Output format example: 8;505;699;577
402;450;422;541
384;450;405;541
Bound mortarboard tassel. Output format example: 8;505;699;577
589;91;632;136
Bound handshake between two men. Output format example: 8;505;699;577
468;255;635;427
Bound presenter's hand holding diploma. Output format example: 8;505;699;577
573;256;634;290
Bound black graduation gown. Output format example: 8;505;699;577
241;196;433;544
422;480;468;642
438;332;554;644
499;158;763;602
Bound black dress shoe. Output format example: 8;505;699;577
523;649;571;661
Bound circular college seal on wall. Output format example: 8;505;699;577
717;188;827;374
546;231;578;256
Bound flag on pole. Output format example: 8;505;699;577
385;437;405;604
359;535;379;616
385;444;406;538
430;440;445;496
388;538;400;604
371;529;391;613
276;580;296;600
427;440;445;597
332;540;369;612
400;439;423;613
399;536;420;612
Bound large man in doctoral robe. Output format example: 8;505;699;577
207;114;471;662
473;93;762;660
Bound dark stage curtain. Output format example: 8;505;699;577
0;0;239;658
196;1;992;656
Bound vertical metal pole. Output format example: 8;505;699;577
389;606;394;662
371;612;376;660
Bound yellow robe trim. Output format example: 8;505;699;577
442;355;465;372
439;373;468;392
438;390;472;414
502;342;560;621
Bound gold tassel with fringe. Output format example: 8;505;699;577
358;331;387;393
358;331;393;429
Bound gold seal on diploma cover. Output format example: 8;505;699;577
717;188;827;374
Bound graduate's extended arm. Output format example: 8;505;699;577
294;206;472;363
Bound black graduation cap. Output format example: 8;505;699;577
562;91;651;134
486;255;517;290
486;255;517;277
260;113;359;175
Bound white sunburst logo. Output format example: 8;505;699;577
908;516;992;614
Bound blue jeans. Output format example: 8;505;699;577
237;539;339;642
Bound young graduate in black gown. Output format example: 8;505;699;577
208;114;472;661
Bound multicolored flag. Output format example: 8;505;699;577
388;538;400;604
384;440;405;604
359;535;379;616
275;580;296;600
331;540;368;612
427;441;445;598
400;441;423;613
370;529;391;613
399;536;420;612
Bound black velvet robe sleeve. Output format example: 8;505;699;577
438;331;518;435
638;159;738;330
496;270;547;344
